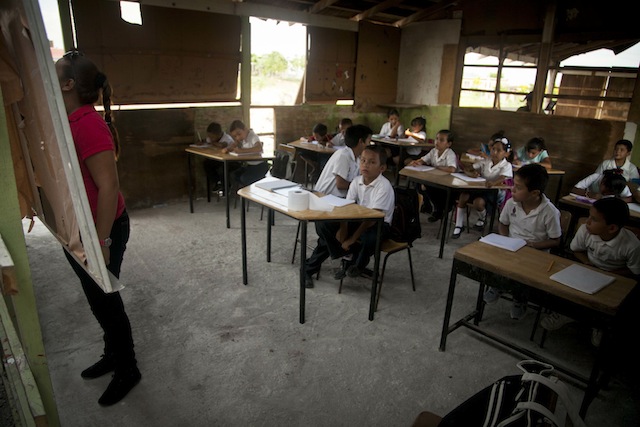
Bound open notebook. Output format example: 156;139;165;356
550;264;615;294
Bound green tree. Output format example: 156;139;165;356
259;51;288;76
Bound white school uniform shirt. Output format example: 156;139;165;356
499;195;562;245
574;173;632;198
420;147;457;170
314;147;359;198
330;133;346;147
347;174;395;225
379;122;405;138
238;129;263;165
406;130;426;156
218;132;234;147
570;224;640;274
595;158;640;181
473;158;513;181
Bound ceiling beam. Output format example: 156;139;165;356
308;0;340;14
393;0;456;27
351;0;405;22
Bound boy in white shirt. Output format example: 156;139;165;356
595;139;639;182
314;124;368;198
484;164;562;319
223;120;269;187
572;169;633;202
202;122;235;191
328;118;352;148
304;145;395;288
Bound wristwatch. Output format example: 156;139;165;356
99;237;112;248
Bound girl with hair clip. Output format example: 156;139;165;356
452;137;514;238
513;137;552;169
56;50;140;406
467;130;505;159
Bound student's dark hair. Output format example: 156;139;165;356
344;124;372;148
410;116;426;130
58;50;120;158
615;139;633;152
312;123;328;136
364;144;387;166
340;118;353;127
525;137;546;152
387;108;400;118
437;129;454;143
206;122;223;135
229;120;246;132
593;197;629;228
601;169;627;196
490;130;505;141
515;164;548;193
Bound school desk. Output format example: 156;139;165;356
371;136;434;185
287;139;337;185
185;146;274;228
399;167;509;259
237;184;385;324
439;240;636;417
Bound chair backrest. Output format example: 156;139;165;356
389;187;422;244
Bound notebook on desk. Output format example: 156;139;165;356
479;233;526;252
229;151;258;156
255;179;299;192
550;264;615;294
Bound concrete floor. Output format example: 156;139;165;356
24;191;640;426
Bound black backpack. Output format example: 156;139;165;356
271;149;291;179
389;187;422;244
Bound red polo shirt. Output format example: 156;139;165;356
68;105;126;222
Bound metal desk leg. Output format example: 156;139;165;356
187;153;194;213
438;189;452;259
554;175;564;206
395;147;404;186
580;330;609;417
299;221;307;324
368;219;383;321
267;209;273;262
487;189;498;234
224;161;230;228
241;197;247;285
439;259;458;351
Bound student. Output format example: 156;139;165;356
453;137;513;238
222;120;269;187
378;108;404;166
517;92;533;112
328;118;352;147
572;169;633;202
400;116;427;165
56;51;140;406
513;137;552;170
314;124;368;198
202;122;235;191
304;144;395;288
541;198;640;343
409;129;457;221
467;130;505;159
595;139;640;182
483;164;562;319
307;123;332;146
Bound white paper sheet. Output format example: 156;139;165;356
404;165;435;172
308;193;334;211
321;194;355;207
451;172;486;183
550;264;615;294
628;203;640;213
479;233;527;252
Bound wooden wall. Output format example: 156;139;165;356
451;107;626;200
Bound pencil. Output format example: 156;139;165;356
546;260;554;272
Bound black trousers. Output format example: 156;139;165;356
64;210;136;372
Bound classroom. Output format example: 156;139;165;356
1;0;639;425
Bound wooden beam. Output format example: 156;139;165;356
393;1;455;27
308;0;339;14
351;0;404;22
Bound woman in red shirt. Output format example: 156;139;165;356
56;50;140;406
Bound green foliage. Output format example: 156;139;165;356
253;51;288;76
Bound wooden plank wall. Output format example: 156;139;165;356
451;107;626;199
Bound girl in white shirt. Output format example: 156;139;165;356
401;116;428;165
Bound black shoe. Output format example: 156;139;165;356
452;226;464;239
81;355;116;379
427;211;442;223
304;274;314;288
333;259;349;280
346;265;363;278
98;367;142;406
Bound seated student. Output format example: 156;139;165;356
408;129;457;222
302;123;333;172
512;137;552;170
483;164;562;319
328;118;352;148
222;120;269;187
572;169;633;202
314;124;368;198
595;139;639;182
202;122;235;191
378;108;405;167
304;144;395;288
453;137;513;238
541;198;640;344
467;130;504;159
400;116;427;165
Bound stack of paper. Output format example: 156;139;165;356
229;151;257;156
479;233;527;252
255;179;299;192
451;172;486;183
550;264;615;294
321;194;355;207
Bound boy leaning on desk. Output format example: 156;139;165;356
541;197;640;347
304;143;395;288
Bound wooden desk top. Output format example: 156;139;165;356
287;139;337;154
455;241;636;316
237;185;384;222
371;136;434;148
399;167;510;190
459;154;565;176
560;195;640;220
186;146;274;162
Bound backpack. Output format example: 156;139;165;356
389;187;422;244
271;149;292;180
